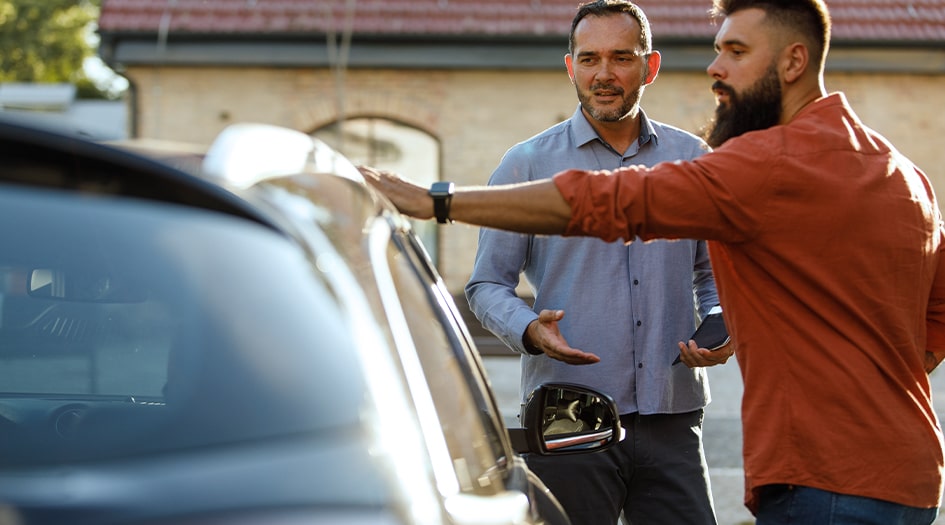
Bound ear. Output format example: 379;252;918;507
781;42;808;84
565;53;576;84
644;50;662;85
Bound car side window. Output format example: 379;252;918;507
385;232;508;496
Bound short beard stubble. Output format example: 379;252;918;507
575;69;648;123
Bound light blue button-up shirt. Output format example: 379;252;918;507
465;106;719;415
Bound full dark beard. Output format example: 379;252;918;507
702;65;782;148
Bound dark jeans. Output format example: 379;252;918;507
756;484;939;525
525;409;716;525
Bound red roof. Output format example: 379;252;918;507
98;0;945;43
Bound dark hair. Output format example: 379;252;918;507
568;0;652;55
711;0;831;70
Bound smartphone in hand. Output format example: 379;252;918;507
673;312;729;365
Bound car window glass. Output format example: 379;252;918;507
384;236;507;496
0;185;368;467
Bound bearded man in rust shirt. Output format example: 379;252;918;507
360;0;945;523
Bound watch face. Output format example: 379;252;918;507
430;182;454;223
431;181;454;196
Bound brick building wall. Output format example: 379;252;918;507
122;65;945;294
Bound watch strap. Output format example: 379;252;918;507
429;182;455;224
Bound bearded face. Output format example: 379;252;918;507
575;76;647;123
702;63;783;148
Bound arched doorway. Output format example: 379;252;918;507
313;118;441;264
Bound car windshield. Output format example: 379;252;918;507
0;184;368;466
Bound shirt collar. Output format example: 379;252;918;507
569;104;658;153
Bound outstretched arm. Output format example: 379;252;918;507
358;165;572;235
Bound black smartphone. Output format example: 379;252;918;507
673;312;729;365
691;312;730;350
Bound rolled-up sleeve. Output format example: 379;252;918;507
554;167;640;243
553;136;773;245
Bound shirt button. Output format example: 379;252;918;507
633;279;639;285
638;363;643;369
636;320;642;326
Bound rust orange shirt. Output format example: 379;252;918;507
554;93;945;512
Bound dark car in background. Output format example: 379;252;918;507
0;114;622;525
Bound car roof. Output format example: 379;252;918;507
0;112;281;233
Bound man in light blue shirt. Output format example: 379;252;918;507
465;2;728;524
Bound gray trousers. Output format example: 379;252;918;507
525;409;717;525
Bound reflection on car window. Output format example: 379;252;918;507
385;234;507;496
265;173;374;259
0;278;173;396
0;185;367;467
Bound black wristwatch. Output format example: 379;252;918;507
429;181;455;224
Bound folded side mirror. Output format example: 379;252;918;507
507;382;624;455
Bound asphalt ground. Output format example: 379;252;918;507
482;355;945;525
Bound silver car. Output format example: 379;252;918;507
0;115;622;525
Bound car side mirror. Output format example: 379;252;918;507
507;382;624;455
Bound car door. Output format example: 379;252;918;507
382;225;570;525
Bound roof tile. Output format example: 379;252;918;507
98;0;945;42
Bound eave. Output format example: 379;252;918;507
97;31;945;74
